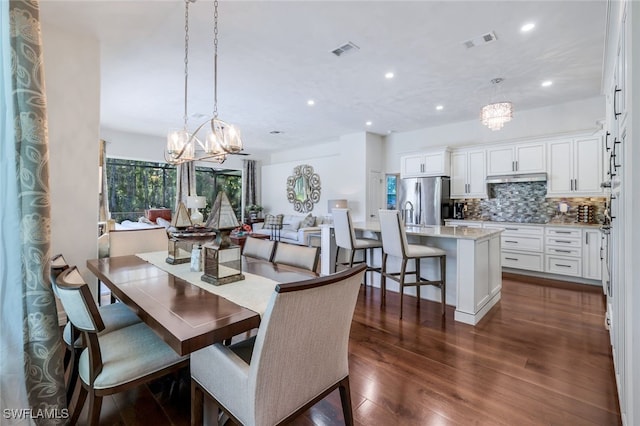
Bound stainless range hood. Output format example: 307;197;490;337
485;172;547;184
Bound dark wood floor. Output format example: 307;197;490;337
78;274;621;425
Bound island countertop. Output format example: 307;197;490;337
352;221;503;241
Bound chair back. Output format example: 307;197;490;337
55;267;105;334
242;237;276;262
108;228;168;257
248;264;366;425
49;254;69;297
332;208;356;250
272;242;319;272
378;210;408;258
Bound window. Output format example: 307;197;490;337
106;159;242;223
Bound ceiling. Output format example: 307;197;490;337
39;0;607;156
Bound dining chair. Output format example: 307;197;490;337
378;210;446;319
272;241;319;273
54;266;189;426
242;236;276;262
332;208;382;288
49;254;142;403
190;264;366;426
104;227;168;303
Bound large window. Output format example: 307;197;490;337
106;159;242;223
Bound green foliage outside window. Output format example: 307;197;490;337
106;158;242;223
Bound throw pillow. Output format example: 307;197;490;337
301;213;316;228
264;214;283;229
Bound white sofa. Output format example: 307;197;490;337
251;214;323;246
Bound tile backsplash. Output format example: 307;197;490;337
462;181;605;224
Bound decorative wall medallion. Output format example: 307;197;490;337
286;165;321;213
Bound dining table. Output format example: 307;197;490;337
87;252;316;356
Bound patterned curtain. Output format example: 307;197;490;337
1;1;67;424
98;139;110;222
243;159;257;211
174;161;196;212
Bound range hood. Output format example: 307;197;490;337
485;172;547;184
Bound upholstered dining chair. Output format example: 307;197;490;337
54;266;189;425
378;210;446;319
333;208;382;288
190;264;366;426
272;241;319;273
242;236;276;262
49;254;142;402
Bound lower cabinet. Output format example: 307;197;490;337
582;228;603;280
544;227;582;278
483;223;544;272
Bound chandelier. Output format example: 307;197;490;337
480;78;513;131
165;0;243;165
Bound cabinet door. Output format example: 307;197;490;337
450;151;467;198
424;151;448;176
487;146;515;175
573;137;603;195
467;150;487;197
582;229;602;280
546;139;573;195
515;143;545;173
401;155;424;178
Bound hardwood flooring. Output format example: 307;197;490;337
78;275;621;425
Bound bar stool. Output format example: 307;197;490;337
378;210;446;319
333;208;382;288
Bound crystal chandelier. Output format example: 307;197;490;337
166;0;243;165
480;78;513;131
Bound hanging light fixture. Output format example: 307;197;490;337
165;0;243;165
480;77;513;131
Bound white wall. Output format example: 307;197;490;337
262;132;370;221
42;20;100;293
384;96;605;173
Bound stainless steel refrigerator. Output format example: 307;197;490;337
398;177;452;225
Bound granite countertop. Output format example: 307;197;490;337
353;221;503;241
445;219;602;229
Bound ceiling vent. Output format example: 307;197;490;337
462;31;498;49
331;41;360;57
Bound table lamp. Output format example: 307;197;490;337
328;199;348;213
187;195;207;225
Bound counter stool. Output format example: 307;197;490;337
333;208;382;289
378;210;446;319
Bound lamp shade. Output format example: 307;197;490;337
328;199;348;212
187;195;207;209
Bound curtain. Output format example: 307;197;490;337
174;161;196;212
243;159;257;214
1;1;67;425
98;139;110;222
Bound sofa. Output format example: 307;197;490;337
251;213;323;246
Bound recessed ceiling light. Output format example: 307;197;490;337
521;23;535;32
385;72;394;79
307;99;315;106
541;80;553;87
365;121;372;126
436;105;444;111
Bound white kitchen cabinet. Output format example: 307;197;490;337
483;223;544;272
582;228;602;280
486;142;545;176
450;149;487;199
544;227;582;278
547;136;603;196
401;149;450;178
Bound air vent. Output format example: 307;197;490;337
331;41;359;57
462;31;498;49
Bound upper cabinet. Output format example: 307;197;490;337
486;142;546;175
401;149;450;178
546;136;603;197
451;148;487;199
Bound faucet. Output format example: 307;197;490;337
403;201;414;224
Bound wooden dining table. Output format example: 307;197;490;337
87;254;316;356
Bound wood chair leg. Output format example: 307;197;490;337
338;376;354;426
191;379;204;426
334;247;340;273
415;258;421;304
399;258;408;319
441;255;446;317
69;382;87;425
381;253;388;307
87;390;102;426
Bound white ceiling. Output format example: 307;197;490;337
39;0;607;155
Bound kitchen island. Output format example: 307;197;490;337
320;223;503;325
